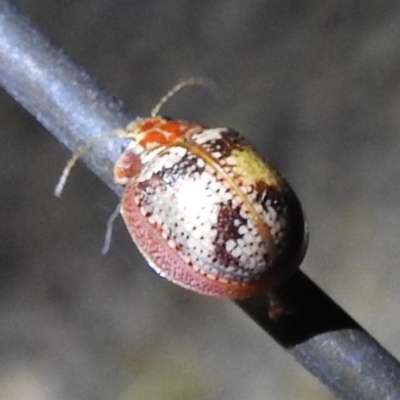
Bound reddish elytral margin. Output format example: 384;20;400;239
121;178;272;299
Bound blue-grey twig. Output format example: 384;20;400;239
0;0;134;195
0;1;399;399
237;272;400;400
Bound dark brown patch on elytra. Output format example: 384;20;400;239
159;147;206;187
255;180;288;217
212;200;246;270
135;173;164;207
194;128;251;159
219;129;251;151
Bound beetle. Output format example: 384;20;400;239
56;79;307;299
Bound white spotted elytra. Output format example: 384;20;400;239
56;79;308;299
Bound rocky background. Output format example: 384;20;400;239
1;1;400;399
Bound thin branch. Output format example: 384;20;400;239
0;0;134;194
0;1;399;399
237;272;400;399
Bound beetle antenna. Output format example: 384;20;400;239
54;128;128;197
151;77;211;117
102;203;121;254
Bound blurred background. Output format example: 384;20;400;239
1;0;400;399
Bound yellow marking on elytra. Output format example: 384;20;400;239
230;148;281;187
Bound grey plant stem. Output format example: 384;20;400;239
0;0;134;195
0;1;400;399
236;272;400;400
